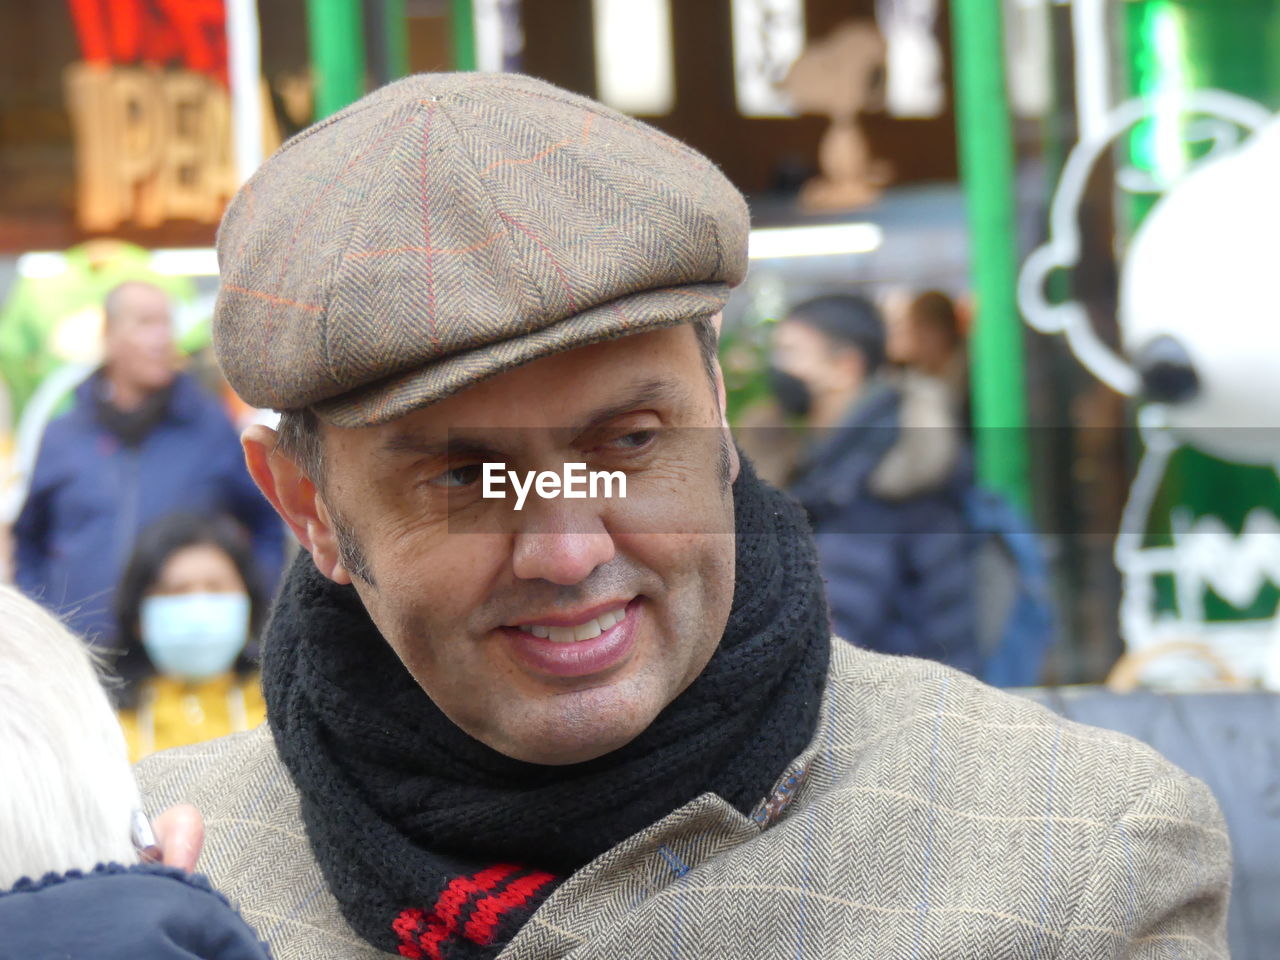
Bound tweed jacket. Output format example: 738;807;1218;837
135;639;1230;959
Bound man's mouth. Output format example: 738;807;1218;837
501;599;642;678
514;604;629;644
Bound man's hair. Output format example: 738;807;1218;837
786;294;886;374
908;290;962;349
276;315;722;486
0;585;141;888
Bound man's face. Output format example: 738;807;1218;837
314;325;738;765
771;318;861;398
103;284;176;393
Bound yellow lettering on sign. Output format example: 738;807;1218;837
63;62;275;231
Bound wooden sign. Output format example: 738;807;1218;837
64;63;240;230
61;0;280;232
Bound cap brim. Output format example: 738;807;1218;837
312;282;730;428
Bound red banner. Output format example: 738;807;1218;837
67;0;228;86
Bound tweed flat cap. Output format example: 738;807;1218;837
213;72;750;427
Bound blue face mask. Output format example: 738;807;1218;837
140;592;250;683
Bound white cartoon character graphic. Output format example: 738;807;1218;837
1020;91;1280;688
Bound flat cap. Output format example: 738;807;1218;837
213;73;750;427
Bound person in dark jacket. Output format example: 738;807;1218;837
13;281;284;650
770;293;979;673
0;865;272;960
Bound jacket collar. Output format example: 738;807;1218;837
789;377;900;511
74;369;204;428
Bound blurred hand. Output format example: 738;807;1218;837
151;804;205;872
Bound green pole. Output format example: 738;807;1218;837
950;0;1032;512
384;0;410;81
450;0;478;71
307;0;367;120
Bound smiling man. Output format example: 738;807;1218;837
136;74;1229;960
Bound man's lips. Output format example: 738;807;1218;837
501;598;642;678
507;597;635;630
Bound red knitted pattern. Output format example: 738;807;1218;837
462;871;558;946
393;865;518;959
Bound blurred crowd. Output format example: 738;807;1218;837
737;288;1052;685
2;276;280;763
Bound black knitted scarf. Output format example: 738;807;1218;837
262;461;831;959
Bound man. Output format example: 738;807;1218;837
137;74;1228;960
14;280;284;650
768;294;979;673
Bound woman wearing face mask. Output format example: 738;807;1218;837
113;513;268;762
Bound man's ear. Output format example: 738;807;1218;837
713;361;741;484
242;425;352;585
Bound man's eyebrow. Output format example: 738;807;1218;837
574;377;694;433
377;434;500;461
377;377;694;457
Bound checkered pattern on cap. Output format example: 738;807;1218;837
213;73;749;427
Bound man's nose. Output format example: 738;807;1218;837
1134;335;1200;404
511;512;616;585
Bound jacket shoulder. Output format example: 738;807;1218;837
135;724;282;813
166;375;236;434
824;640;1216;810
135;726;386;960
800;641;1229;956
33;403;92;455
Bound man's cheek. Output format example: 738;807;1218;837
606;482;733;537
386;536;507;628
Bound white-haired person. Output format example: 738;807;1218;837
0;583;270;959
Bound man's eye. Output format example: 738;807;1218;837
610;429;657;450
428;464;484;488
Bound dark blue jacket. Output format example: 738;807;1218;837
0;863;272;959
14;373;283;645
788;377;980;674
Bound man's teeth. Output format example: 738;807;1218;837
523;605;628;643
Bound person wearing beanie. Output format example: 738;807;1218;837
135;74;1227;960
768;294;979;673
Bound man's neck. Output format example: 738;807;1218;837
810;382;863;429
102;371;155;412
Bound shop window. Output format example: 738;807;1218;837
591;0;675;116
474;0;524;72
731;0;805;117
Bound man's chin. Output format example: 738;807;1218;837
501;737;636;767
481;687;665;766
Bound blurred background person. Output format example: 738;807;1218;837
885;288;970;427
12;281;283;651
0;582;270;958
768;293;980;674
114;513;268;762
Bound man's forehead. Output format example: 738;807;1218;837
369;374;696;456
355;326;696;425
112;282;169;311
